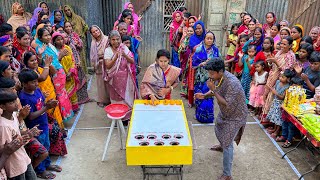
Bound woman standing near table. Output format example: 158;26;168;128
104;30;138;120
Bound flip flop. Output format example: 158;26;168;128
47;165;62;172
209;145;223;152
37;171;56;179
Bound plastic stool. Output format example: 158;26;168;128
101;114;127;161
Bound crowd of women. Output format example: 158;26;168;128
169;9;320;149
0;1;93;179
0;1;319;180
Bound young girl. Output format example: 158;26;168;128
225;24;238;71
225;34;249;77
179;26;194;97
170;11;183;68
250;37;275;76
262;12;276;37
249;61;268;115
266;69;295;138
238;45;256;102
297;43;313;69
276;77;303;148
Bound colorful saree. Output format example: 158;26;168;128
192;41;219;123
261;50;296;120
59;45;79;111
63;5;89;73
35;38;74;122
67;32;90;104
36;67;64;128
179;36;191;97
105;44;138;120
141;63;181;100
90;25;110;105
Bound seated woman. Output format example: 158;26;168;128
140;49;181;104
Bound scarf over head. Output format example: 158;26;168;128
50;10;65;27
28;7;42;29
0;35;11;46
122;2;140;36
63;5;88;38
169;11;183;42
309;26;320;44
7;2;32;32
189;20;206;50
90;25;109;70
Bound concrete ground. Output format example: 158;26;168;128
50;70;320;180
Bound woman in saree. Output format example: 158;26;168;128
63;5;89;73
23;51;68;156
262;12;276;37
49;10;65;28
35;27;74;122
187;20;206;107
90;25;110;107
13;29;36;64
192;31;219;123
7;2;32;32
291;24;304;53
260;36;296;124
179;26;195;97
52;32;79;112
309;26;320;46
104;30;138;120
28;7;43;32
141;49;181;103
64;22;90;104
38;1;51;16
170;11;183;68
118;2;142;36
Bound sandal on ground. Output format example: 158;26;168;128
47;165;62;172
217;175;233;180
282;140;292;148
210;145;223;152
37;171;56;179
276;136;286;142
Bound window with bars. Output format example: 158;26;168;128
163;0;185;32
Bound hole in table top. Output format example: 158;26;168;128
147;135;157;139
139;142;149;146
170;141;179;146
174;134;183;139
162;134;171;139
135;135;144;140
154;141;164;146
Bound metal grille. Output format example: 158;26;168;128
163;0;185;32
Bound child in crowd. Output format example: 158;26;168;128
297;43;313;68
249;61;268;115
0;46;10;62
121;35;137;86
0;89;37;179
266;69;295;138
275;41;281;54
294;51;320;99
276;77;303;148
18;69;62;179
225;34;249;77
225;23;239;72
0;77;49;176
238;45;256;102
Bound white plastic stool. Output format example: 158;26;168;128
101;114;127;161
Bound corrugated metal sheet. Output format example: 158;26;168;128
245;0;288;24
138;0;164;67
102;0;124;35
286;0;320;34
185;0;203;17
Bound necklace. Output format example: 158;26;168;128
215;76;224;88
